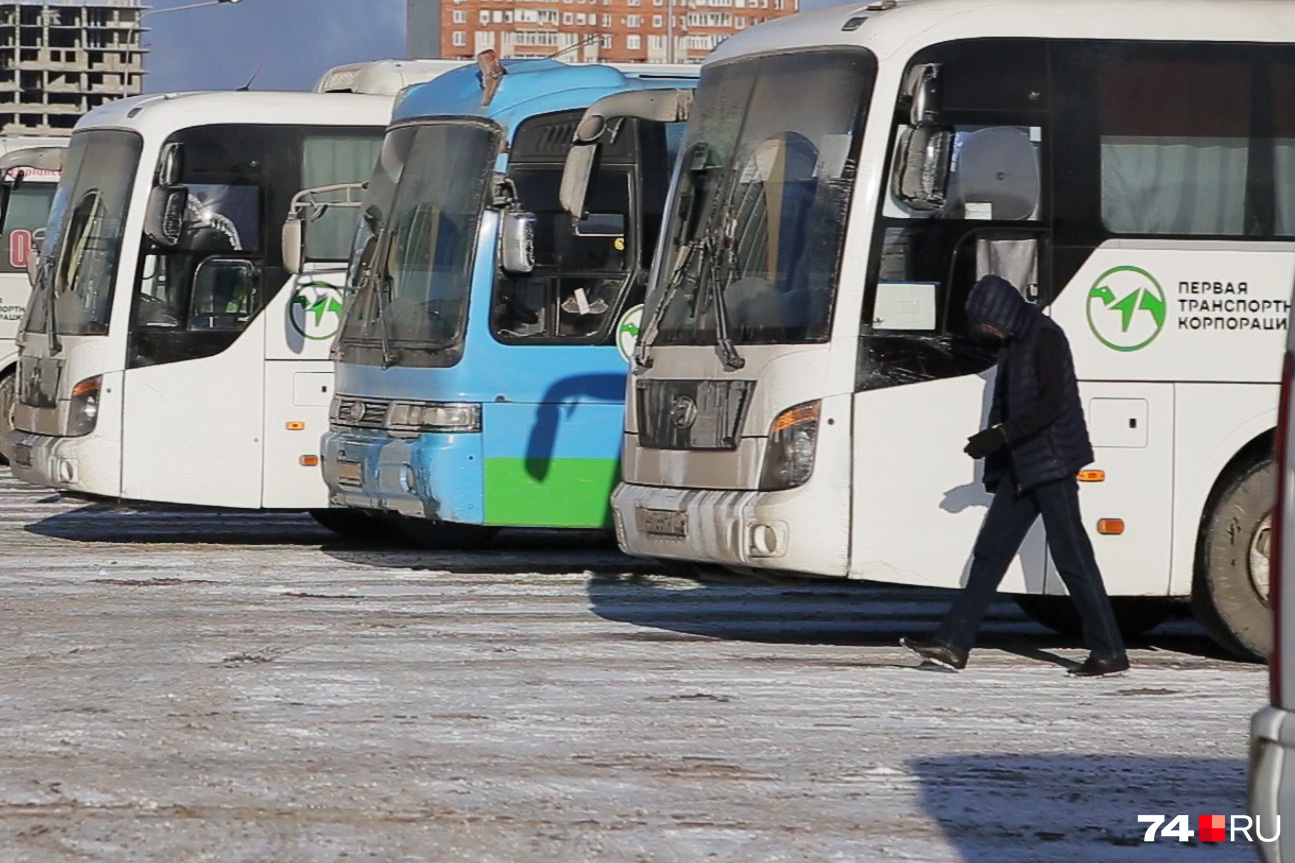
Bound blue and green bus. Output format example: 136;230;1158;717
312;59;696;545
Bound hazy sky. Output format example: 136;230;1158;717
143;0;841;92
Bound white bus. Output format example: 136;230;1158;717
597;0;1295;659
0;140;65;463
7;65;463;534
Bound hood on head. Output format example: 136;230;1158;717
965;274;1032;337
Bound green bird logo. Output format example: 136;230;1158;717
289;283;345;341
1086;267;1166;352
615;304;645;363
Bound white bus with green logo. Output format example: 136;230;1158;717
7;62;464;534
600;0;1294;658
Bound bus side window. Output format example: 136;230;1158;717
492;167;631;343
872;122;1045;337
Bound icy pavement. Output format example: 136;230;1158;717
0;475;1264;862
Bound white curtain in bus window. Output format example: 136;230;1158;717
1098;59;1249;236
1268;66;1295;235
301;135;384;261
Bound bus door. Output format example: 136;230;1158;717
121;135;269;507
856;54;1053;591
262;181;368;509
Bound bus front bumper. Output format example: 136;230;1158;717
9;430;116;497
1251;706;1294;862
322;428;485;524
610;481;848;576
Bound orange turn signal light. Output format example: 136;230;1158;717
1078;470;1105;482
285;421;306;431
299;455;320;467
770;401;821;434
1097;518;1124;536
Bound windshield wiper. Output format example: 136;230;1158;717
374;274;399;370
705;208;744;372
634;236;702;371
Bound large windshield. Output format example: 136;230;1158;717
336;119;500;366
646;49;876;347
23;129;142;336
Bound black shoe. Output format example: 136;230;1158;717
900;637;968;671
1067;653;1130;677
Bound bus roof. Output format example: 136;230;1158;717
709;0;1295;65
313;59;471;94
70;91;398;137
391;58;698;130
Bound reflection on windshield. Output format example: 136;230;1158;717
646;49;876;348
23;130;142;337
337;120;499;361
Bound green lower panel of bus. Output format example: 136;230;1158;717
482;457;618;529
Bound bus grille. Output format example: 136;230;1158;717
331;396;390;429
636;379;755;451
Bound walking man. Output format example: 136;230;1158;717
902;275;1130;677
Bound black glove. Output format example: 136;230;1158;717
964;425;1007;459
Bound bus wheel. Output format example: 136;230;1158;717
1013;595;1174;640
309;509;399;542
398;517;497;550
1191;458;1274;661
0;373;16;466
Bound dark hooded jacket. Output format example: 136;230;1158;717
965;275;1093;493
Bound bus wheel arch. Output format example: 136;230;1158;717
0;363;17;466
1190;431;1274;661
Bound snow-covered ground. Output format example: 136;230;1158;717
0;475;1264;862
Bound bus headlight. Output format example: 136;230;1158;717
758;400;820;491
387;401;481;434
66;375;101;437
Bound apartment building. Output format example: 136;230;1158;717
426;0;795;64
0;0;145;137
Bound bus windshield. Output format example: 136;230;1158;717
336;118;500;366
23;129;141;337
646;49;876;348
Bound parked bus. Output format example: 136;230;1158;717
302;59;696;546
8;62;464;533
589;0;1295;658
0;139;66;462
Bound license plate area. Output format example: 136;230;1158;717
637;507;687;538
13;443;31;468
335;460;362;488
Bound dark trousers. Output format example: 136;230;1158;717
936;477;1126;659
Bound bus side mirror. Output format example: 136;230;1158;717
905;63;942;126
893;125;953;212
282;215;305;275
560;113;606;220
0;183;10;234
500;211;535;275
144;184;188;248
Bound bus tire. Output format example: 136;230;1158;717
398;517;497;550
1191;457;1274;662
309;509;399;541
1013;594;1173;640
0;372;16;466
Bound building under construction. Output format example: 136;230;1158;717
0;0;145;137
